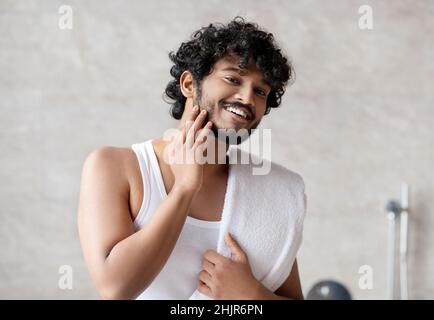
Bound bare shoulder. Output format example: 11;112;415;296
83;146;137;171
80;146;144;220
81;146;139;192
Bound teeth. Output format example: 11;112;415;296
225;106;248;119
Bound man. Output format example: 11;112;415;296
78;17;305;300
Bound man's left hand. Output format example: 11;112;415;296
197;232;261;299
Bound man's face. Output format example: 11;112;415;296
193;54;271;143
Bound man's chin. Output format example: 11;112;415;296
210;125;251;145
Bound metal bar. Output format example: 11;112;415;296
400;183;409;300
387;208;397;300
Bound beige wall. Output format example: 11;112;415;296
1;0;433;299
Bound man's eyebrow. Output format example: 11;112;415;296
221;66;244;73
221;66;270;87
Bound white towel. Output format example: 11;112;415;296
189;147;307;300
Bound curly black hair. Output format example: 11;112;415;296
164;16;295;120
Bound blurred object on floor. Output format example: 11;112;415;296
306;280;352;300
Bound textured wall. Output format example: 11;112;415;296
1;0;433;299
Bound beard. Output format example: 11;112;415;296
193;86;260;146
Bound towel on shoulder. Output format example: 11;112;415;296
189;147;307;300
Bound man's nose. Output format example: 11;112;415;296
234;86;255;106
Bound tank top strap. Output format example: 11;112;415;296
131;140;154;227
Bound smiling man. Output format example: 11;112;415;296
77;17;306;300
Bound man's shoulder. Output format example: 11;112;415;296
270;160;304;182
84;146;135;167
233;147;305;187
82;146;138;185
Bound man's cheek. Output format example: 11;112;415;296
201;112;211;129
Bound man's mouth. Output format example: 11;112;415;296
222;104;253;123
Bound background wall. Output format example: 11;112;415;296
1;0;433;299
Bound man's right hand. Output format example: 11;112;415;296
164;105;213;195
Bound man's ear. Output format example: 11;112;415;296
180;70;196;98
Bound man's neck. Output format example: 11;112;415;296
203;138;230;178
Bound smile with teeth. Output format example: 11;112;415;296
223;105;250;121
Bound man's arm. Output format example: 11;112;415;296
77;147;196;299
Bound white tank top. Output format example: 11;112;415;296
131;140;221;299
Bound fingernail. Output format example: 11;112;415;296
193;105;199;112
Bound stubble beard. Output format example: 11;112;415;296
193;85;259;146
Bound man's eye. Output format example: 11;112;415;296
256;89;266;97
225;77;239;84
